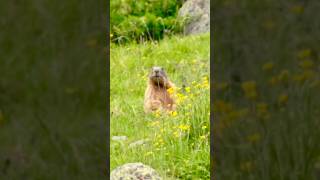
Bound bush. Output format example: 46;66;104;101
110;0;185;44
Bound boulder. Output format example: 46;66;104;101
110;162;162;180
178;0;210;35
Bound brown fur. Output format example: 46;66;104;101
144;67;176;113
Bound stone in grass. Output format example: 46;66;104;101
110;162;162;180
112;136;128;141
129;139;149;148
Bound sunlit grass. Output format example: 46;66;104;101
110;33;210;179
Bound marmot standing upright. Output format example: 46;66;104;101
144;66;176;113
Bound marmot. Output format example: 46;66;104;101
144;66;176;113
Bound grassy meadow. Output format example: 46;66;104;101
213;0;320;179
110;34;210;179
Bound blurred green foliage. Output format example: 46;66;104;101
110;0;185;44
0;1;107;179
213;0;320;179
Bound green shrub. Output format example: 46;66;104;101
110;0;185;44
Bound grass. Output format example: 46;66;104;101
0;1;107;179
110;33;210;179
213;0;320;179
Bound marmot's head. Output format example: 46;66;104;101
148;66;168;87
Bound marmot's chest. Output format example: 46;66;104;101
151;87;174;104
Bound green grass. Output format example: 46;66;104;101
110;33;210;179
0;1;107;179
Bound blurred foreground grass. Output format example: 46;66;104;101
213;0;320;179
0;1;107;179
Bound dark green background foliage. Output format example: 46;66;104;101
213;0;320;179
0;1;107;179
110;0;185;44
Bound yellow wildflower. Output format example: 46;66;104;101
299;59;314;69
167;87;175;95
153;110;161;117
176;93;187;104
247;133;261;144
290;5;304;14
200;135;206;140
202;125;207;130
278;93;289;105
292;70;316;83
262;62;274;71
170;111;178;117
278;70;290;83
269;76;279;86
241;81;258;100
297;49;311;59
173;131;180;138
178;124;190;131
185;87;191;93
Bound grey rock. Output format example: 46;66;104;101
178;0;210;35
112;136;128;141
128;139;149;148
110;162;162;180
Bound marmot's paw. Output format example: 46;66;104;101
150;100;162;110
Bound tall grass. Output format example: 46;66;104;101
110;33;210;179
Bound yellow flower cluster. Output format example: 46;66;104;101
246;133;261;144
171;111;178;117
278;93;289;106
297;49;311;59
153;134;165;147
241;81;258;100
268;70;290;86
178;124;190;131
292;70;316;84
299;59;314;69
262;62;274;71
290;5;304;14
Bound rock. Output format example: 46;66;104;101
129;139;149;148
112;136;128;141
178;0;210;35
110;162;162;180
